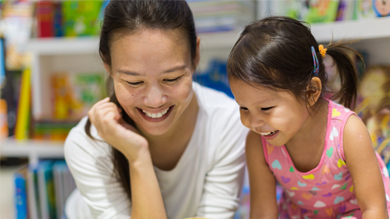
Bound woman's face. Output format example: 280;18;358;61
107;28;199;136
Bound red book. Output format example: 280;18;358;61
36;1;54;38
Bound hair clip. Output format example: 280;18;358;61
319;44;327;57
311;46;319;76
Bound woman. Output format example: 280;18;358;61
64;0;248;218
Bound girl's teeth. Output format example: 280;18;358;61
260;130;277;136
142;108;169;118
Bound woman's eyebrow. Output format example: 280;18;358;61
117;70;140;76
117;65;187;76
162;65;187;74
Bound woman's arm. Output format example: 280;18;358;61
88;98;167;219
246;131;278;219
195;120;247;219
343;115;388;219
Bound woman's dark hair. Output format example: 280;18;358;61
227;16;360;110
84;0;197;200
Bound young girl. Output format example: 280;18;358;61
227;16;390;219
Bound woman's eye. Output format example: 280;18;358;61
261;107;274;111
164;76;182;83
126;81;143;86
240;107;248;111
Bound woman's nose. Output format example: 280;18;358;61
144;86;167;107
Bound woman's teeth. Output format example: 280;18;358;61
260;130;278;136
142;108;169;118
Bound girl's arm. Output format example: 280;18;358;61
246;131;278;219
88;98;167;219
343;115;388;219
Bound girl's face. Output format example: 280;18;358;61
230;78;310;146
107;28;199;136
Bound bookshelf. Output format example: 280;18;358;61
0;139;64;165
6;17;390;162
311;17;390;42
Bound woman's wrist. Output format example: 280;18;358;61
125;148;152;168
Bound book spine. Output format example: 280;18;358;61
36;1;55;38
27;165;39;219
14;68;31;140
14;171;28;219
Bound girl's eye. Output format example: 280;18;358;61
164;76;183;83
261;106;274;111
126;81;143;86
240;107;248;111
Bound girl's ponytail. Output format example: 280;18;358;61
325;40;362;110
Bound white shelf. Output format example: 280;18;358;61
22;17;390;55
311;17;390;42
0;139;64;165
24;37;100;55
22;31;243;55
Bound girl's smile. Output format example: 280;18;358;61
230;78;310;147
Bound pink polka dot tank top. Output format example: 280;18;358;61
261;100;390;217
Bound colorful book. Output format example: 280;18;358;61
36;1;55;38
38;160;57;219
305;0;341;23
14;165;28;219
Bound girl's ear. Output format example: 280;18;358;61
306;77;322;107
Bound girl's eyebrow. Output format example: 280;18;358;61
117;65;187;76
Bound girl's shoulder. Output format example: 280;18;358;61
327;99;356;124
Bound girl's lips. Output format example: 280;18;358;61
137;106;174;122
261;130;279;140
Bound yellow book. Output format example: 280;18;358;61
15;67;31;140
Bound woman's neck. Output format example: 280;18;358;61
142;93;199;170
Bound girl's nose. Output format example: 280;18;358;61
144;86;167;107
249;115;266;130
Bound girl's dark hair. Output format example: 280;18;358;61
227;16;360;110
84;0;197;200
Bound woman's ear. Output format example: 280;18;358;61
193;37;201;70
306;77;322;107
103;62;112;77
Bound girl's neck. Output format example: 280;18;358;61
286;98;329;150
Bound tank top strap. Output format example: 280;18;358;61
327;100;357;161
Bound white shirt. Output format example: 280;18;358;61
64;82;248;219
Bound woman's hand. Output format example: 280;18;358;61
88;97;149;163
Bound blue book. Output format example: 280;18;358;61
14;165;28;219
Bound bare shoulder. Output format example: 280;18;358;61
344;115;371;146
246;131;266;163
343;114;374;160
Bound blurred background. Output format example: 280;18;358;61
0;0;389;218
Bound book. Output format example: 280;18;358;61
0;69;22;137
36;1;55;38
62;1;103;37
14;67;31;140
27;164;41;219
14;165;28;219
38;160;57;219
305;0;341;23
